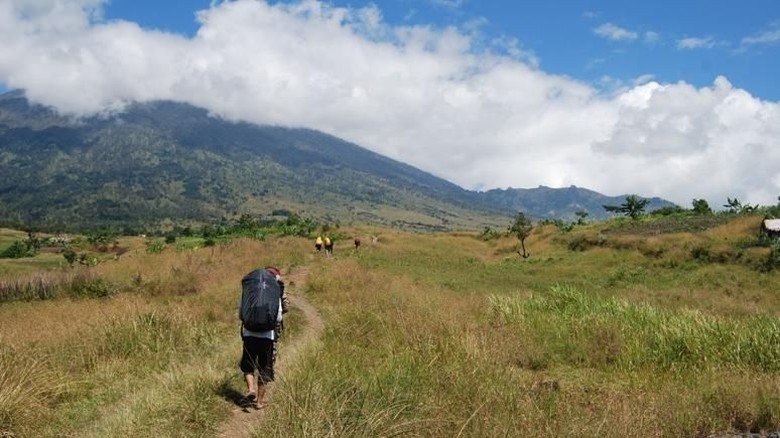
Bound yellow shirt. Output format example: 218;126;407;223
316;237;323;245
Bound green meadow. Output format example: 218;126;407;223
1;213;779;437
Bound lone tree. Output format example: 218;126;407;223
692;198;713;215
574;210;589;225
603;194;649;220
510;212;533;258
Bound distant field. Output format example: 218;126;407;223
1;215;779;437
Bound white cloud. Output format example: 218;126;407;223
1;0;779;208
741;27;780;46
643;31;660;44
431;0;463;9
632;74;655;86
593;23;638;41
677;36;716;49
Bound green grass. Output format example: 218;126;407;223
0;229;27;253
0;253;65;277
2;217;780;437
489;284;780;372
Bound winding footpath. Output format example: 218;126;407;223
218;267;323;438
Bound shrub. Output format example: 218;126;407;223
480;226;501;241
567;233;606;251
146;240;165;254
0;240;37;259
690;246;711;262
66;273;117;298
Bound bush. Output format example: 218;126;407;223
63;248;77;266
66;274;117;298
0;237;39;259
567;233;606;251
690;246;711;262
480;226;501;241
146;240;165;254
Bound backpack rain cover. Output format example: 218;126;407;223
240;269;282;332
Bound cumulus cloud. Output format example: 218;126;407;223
0;0;779;208
593;23;638;41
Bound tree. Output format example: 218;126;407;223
603;195;650;220
723;197;756;214
510;212;533;258
574;210;589;225
691;199;713;215
236;214;258;230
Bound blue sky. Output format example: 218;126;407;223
1;0;779;206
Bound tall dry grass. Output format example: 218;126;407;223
2;218;779;436
0;348;63;437
0;235;313;436
257;224;780;437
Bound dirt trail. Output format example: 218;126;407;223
218;266;323;438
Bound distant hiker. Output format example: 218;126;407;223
238;266;288;410
354;237;361;250
324;236;333;256
315;236;323;252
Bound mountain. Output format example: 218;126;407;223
479;185;675;221
0;91;508;231
0;91;675;231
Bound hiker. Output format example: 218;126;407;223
324;236;333;256
354;237;361;250
315;236;323;252
238;266;288;410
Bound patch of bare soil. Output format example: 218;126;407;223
217;267;323;438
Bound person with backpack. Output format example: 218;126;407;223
238;266;288;410
324;236;333;256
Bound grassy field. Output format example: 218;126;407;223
1;214;779;437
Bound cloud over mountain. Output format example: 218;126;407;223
1;0;779;207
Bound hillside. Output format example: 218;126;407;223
0;90;674;231
480;185;673;221
0;91;511;231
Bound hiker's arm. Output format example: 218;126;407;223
279;280;289;313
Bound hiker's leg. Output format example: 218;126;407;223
244;373;256;396
255;338;275;408
256;381;267;408
240;336;260;398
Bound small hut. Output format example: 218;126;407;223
761;218;780;239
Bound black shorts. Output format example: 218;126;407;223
240;336;275;382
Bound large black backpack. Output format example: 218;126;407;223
240;269;282;332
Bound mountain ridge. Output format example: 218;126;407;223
0;91;674;231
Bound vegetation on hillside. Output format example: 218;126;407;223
0;93;508;232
